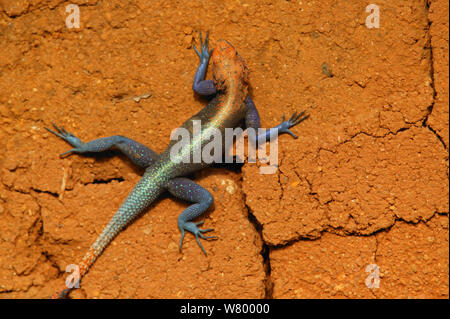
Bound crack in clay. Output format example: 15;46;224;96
42;249;66;276
275;155;285;205
87;177;125;185
315;112;433;160
338;121;424;147
266;200;446;251
249;103;446;252
425;124;447;150
240;187;273;298
31;187;58;198
422;0;448;150
373;235;379;264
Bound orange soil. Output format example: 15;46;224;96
0;0;448;298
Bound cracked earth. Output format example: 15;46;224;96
0;0;448;298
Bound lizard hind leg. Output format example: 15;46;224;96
166;177;217;256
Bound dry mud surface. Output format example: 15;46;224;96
0;0;448;298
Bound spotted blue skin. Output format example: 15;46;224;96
46;33;308;259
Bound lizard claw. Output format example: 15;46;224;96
178;220;217;256
278;110;309;139
45;123;85;157
193;31;212;63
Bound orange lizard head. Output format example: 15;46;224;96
211;40;249;93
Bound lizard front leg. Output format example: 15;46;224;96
192;31;217;96
166;177;217;256
245;97;309;144
46;123;159;169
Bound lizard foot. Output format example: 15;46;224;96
277;111;309;139
193;31;212;63
178;220;217;256
45;123;85;157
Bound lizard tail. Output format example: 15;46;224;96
50;169;166;299
50;246;98;299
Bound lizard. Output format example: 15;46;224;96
46;32;308;298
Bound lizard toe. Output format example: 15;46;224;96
179;221;216;255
